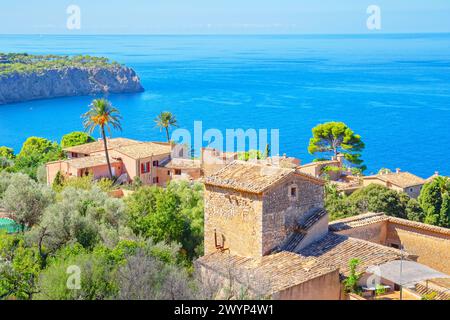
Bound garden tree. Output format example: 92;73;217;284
348;184;411;219
2;173;54;230
52;171;65;190
343;258;362;294
0;157;14;172
405;198;426;222
418;177;450;227
35;165;48;185
324;183;359;220
35;240;189;300
60;131;95;149
155;111;178;142
82;98;122;179
14;137;63;179
53;174;114;193
116;250;196;300
0;171;13;197
35;247;118;300
308;122;366;171
0;234;42;300
264;144;271;159
27;187;130;256
0;146;15;159
125;181;204;259
325;183;425;222
167;181;204;257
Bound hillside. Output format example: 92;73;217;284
0;53;144;105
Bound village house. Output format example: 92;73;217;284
196;161;450;300
362;169;426;198
46;138;202;186
297;154;346;180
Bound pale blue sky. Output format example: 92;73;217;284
1;0;450;34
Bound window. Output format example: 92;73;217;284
153;177;159;184
141;162;151;174
289;185;298;200
167;170;171;176
390;243;400;249
153;160;159;167
291;187;297;197
175;169;182;176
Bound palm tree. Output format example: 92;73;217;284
82;98;122;179
154;111;178;142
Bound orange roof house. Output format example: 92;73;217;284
46;138;201;187
363;169;426;198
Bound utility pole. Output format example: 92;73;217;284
399;245;404;300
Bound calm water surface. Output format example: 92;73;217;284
0;34;449;177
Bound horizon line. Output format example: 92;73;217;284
1;31;450;37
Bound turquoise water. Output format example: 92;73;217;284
0;34;449;177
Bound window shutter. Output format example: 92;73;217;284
141;163;144;174
147;162;150;172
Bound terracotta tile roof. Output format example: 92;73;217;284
329;212;389;232
64;138;141;155
197;233;404;293
205;161;324;194
65;155;121;169
161;158;201;169
196;251;337;294
296;233;405;277
329;212;450;236
299;160;340;168
279;208;328;252
364;172;425;188
388;216;450;236
114;142;172;159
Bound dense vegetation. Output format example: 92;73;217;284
0;132;97;180
0;169;206;300
325;179;450;228
0;53;120;77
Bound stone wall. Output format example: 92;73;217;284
262;177;324;254
335;221;387;244
403;185;422;199
204;185;264;258
386;222;450;274
273;269;342;300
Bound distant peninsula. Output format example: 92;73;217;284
0;53;144;105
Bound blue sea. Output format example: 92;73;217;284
0;34;449;177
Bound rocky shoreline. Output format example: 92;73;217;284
0;54;144;105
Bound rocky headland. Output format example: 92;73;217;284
0;53;144;105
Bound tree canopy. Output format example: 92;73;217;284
60;132;95;149
308;122;366;171
418;177;450;228
0;147;15;160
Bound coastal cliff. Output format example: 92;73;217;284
0;53;144;105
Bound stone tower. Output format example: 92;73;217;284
203;161;327;259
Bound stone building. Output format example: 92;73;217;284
362;169;426;198
203;160;326;258
196;161;427;300
46;138;202;186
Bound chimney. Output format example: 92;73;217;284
435;171;440;176
396;168;401;174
